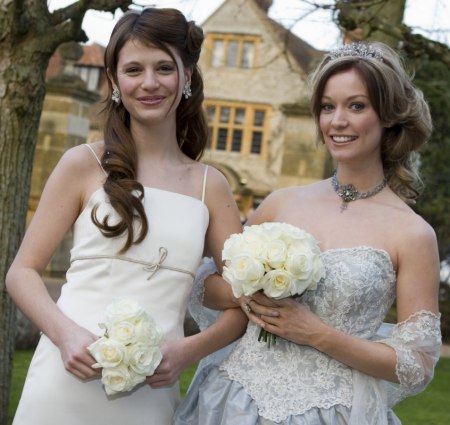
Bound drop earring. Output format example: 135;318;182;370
112;88;121;104
183;84;192;99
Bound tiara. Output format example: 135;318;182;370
329;42;383;62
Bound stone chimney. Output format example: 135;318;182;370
254;0;273;14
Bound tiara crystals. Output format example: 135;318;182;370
329;42;383;62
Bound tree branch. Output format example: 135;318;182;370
50;0;132;26
334;0;450;69
41;0;132;52
402;30;450;69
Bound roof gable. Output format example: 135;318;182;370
201;0;323;73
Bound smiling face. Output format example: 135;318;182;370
319;68;385;166
113;39;191;128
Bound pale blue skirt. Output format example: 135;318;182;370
173;364;402;425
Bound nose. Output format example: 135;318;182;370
141;70;160;90
331;107;348;128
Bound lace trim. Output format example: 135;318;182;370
188;257;219;331
396;309;441;326
221;324;353;422
380;310;441;405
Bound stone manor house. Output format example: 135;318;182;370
31;0;333;278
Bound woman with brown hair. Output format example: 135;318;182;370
6;7;245;425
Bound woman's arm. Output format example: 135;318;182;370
6;145;104;380
200;167;244;310
146;307;247;388
147;167;248;387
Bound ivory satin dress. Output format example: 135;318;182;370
13;153;209;425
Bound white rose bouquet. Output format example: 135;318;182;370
87;298;163;395
222;222;325;346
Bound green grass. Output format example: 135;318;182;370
8;350;450;424
7;350;33;425
180;363;198;396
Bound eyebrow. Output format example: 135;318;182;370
321;94;369;100
120;58;176;66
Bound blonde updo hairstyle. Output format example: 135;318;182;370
93;8;207;252
310;42;432;203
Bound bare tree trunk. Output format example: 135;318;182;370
0;38;48;425
0;1;132;422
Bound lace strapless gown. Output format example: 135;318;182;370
13;187;209;425
174;247;402;425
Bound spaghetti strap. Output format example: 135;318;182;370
201;165;209;203
84;144;108;177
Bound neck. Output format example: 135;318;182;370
131;119;180;158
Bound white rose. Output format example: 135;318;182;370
261;269;296;299
285;234;324;294
225;255;265;283
101;364;138;395
128;369;148;388
285;249;315;281
222;256;265;297
104;298;146;325
222;230;266;263
107;320;136;345
222;233;247;261
88;337;126;368
249;222;283;241
127;344;162;376
241;237;266;260
133;317;162;346
264;238;288;269
282;224;310;243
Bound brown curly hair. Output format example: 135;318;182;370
309;42;432;204
92;8;208;252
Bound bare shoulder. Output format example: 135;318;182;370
202;164;241;233
57;142;104;175
47;143;106;205
397;209;438;249
204;164;230;188
392;206;439;277
260;181;325;209
202;164;235;202
248;181;326;225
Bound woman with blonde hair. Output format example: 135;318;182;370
175;41;441;425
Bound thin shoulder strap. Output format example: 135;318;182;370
84;144;108;177
201;164;209;203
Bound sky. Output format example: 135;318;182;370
48;0;450;51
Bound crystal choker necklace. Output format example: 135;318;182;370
331;171;387;212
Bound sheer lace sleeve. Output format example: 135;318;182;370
188;257;221;331
380;310;442;405
188;257;240;372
